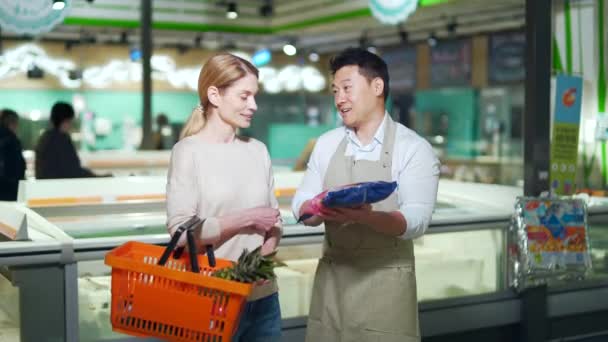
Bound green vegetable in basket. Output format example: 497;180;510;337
211;247;285;283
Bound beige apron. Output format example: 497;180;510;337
305;117;420;342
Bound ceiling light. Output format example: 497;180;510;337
259;1;273;17
359;32;369;49
226;2;238;20
27;65;44;79
252;49;272;67
120;31;128;44
427;32;438;47
399;27;409;44
308;51;319;63
446;19;458;35
52;0;65;10
68;69;83;80
194;35;202;47
283;43;296;56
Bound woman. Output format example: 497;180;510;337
166;53;282;342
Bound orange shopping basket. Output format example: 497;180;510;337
105;217;252;341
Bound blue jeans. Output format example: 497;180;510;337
232;292;281;342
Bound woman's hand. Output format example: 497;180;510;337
243;207;280;233
261;233;279;256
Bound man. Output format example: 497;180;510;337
35;102;96;179
292;48;440;342
0;109;26;201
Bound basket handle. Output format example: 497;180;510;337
158;216;216;272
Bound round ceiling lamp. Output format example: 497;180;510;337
368;0;418;25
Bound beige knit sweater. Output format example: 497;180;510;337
166;133;281;300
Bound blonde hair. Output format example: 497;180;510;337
180;53;259;139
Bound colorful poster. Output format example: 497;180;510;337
509;198;592;290
521;199;590;268
550;75;583;195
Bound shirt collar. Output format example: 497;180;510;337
345;112;389;147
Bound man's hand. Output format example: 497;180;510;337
318;204;372;224
299;199;324;226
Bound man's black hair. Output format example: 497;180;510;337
50;102;75;128
0;109;19;128
329;47;390;100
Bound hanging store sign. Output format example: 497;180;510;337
488;31;526;84
549;74;583;195
0;0;72;35
382;45;416;91
430;39;472;87
368;0;417;25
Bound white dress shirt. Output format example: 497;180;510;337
292;113;440;240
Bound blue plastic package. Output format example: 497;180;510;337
322;181;398;208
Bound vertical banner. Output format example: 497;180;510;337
550;74;583;195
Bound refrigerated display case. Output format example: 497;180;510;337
0;202;79;342
2;175;608;341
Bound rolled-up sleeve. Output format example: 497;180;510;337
166;141;221;246
397;141;440;240
291;141;324;219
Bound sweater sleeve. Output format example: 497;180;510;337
264;145;283;236
166;141;221;247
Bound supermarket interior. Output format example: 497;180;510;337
0;0;608;341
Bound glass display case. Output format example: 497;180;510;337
2;176;607;341
0;202;76;342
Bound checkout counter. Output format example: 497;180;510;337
0;173;607;341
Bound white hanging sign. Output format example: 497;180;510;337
368;0;417;25
0;0;72;35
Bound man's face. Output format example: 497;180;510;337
331;65;382;129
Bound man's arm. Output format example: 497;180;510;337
319;205;406;236
292;140;325;226
320;140;440;238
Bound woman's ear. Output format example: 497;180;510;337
207;86;221;107
372;77;384;97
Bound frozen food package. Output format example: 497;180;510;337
298;181;397;222
508;197;592;291
322;181;398;208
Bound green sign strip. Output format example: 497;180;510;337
599;0;608;187
63;1;450;33
553;36;564;72
564;0;574;73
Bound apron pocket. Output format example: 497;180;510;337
363;266;420;336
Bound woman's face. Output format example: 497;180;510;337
216;73;259;129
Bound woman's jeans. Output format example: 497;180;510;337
232;292;281;342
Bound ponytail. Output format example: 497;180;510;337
179;104;205;140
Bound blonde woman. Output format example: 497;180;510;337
166;53;282;342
